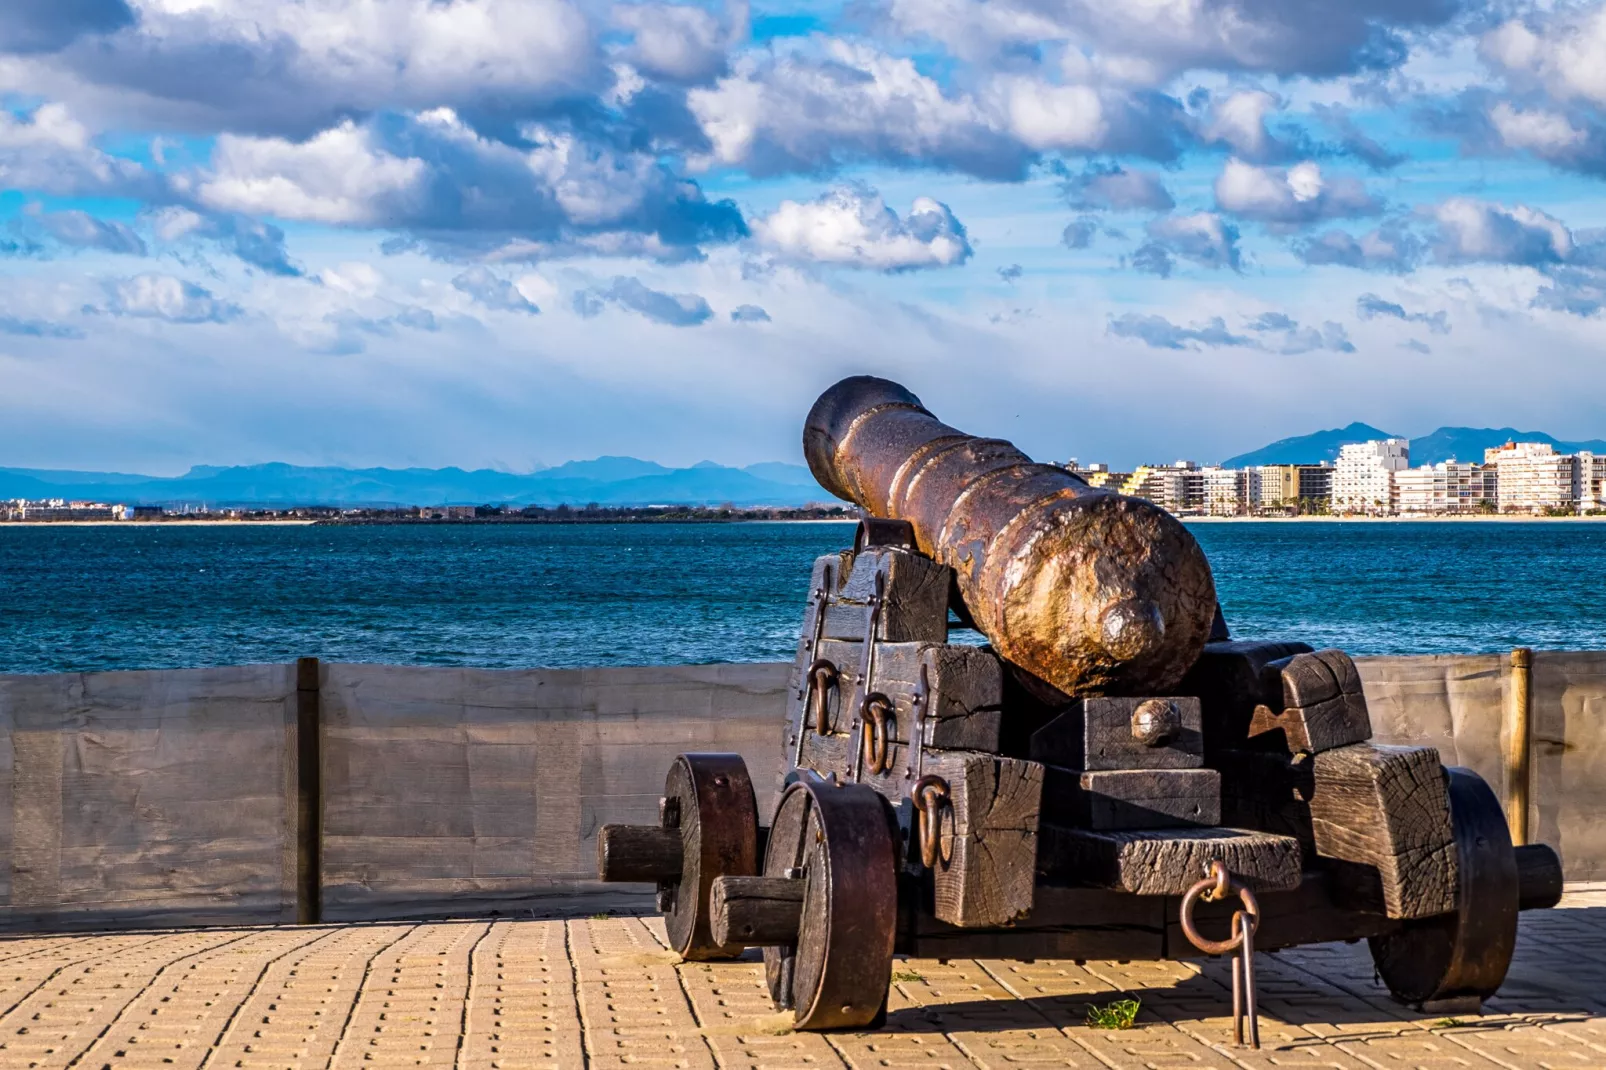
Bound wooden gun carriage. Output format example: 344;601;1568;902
598;376;1564;1038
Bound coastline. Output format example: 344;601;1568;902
0;520;319;528
1184;514;1606;522
2;514;1602;528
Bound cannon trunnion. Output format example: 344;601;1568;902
598;377;1563;1036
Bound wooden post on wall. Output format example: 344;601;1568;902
295;657;322;924
1504;647;1533;846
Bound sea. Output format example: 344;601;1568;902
2;520;1604;674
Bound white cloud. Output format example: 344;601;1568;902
198;121;427;227
882;0;1462;85
687;41;1028;179
1213;159;1380;225
1487;101;1587;156
1202;90;1282;160
751;187;973;271
1482;11;1606;109
1429;198;1573;265
191;110;745;255
991;77;1107;151
55;0;599;134
453;266;540;314
1134;212;1241;275
0;102;153;197
35;208;148;255
612;2;730;83
319;263;385;297
105;274;241;323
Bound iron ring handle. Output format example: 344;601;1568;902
912;775;949;869
861;693;893;773
1180;860;1261;955
805;659;839;735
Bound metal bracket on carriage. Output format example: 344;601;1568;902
847;569;887;782
1180;860;1262;1049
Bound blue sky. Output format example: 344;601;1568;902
5;0;1606;474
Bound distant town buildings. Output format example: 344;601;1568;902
1;499;166;521
1333;439;1409;515
1067;436;1606;517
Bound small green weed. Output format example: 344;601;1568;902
891;969;924;984
1085;998;1141;1030
1434;1017;1465;1029
589;912;610;921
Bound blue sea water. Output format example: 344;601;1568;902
1;520;1603;674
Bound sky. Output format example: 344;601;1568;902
5;0;1606;474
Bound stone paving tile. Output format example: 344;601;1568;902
459;919;584;1070
212;923;417;1069
329;921;490;1068
1;889;1604;1070
570;917;715;1069
0;927;254;1069
71;927;331;1070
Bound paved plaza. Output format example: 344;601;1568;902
1;886;1604;1069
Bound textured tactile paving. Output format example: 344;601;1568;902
0;886;1602;1069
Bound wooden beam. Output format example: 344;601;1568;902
1515;843;1562;911
1043;767;1220;830
295;656;321;926
1248;649;1371;754
1029;696;1204;771
596;825;684;884
1308;742;1457;920
710;875;805;946
926;753;1043;928
1038;825;1302;896
1505;647;1534;845
1174;640;1315;755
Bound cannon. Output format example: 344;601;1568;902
598;375;1564;1040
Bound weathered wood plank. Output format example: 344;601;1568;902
926;753;1043;928
1248;649;1372;754
820;548;950;644
1038;825;1302;895
1029;696;1203;771
807;638;1003;753
710;875;805;946
1307;742;1457;920
596;824;682;883
907;886;1165;960
1043;767;1220;830
1174;639;1314;755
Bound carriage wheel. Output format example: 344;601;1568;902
761;777;898;1030
1369;767;1519;1008
597;753;758;961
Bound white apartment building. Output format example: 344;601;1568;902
1332;439;1409;514
1122;461;1199;514
1485;442;1578;513
1579;452;1606;512
1201;466;1257;516
1395;462;1497;515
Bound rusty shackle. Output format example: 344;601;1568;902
805;659;838;735
803;376;1218;695
861;693;894;774
1179;860;1261;955
912;775;950;868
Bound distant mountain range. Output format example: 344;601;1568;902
0;458;835;508
1222;425;1606;468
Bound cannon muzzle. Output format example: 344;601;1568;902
804;375;1217;695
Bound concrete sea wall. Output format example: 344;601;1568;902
1;652;1602;931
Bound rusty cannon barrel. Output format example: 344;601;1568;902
803;375;1218;695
